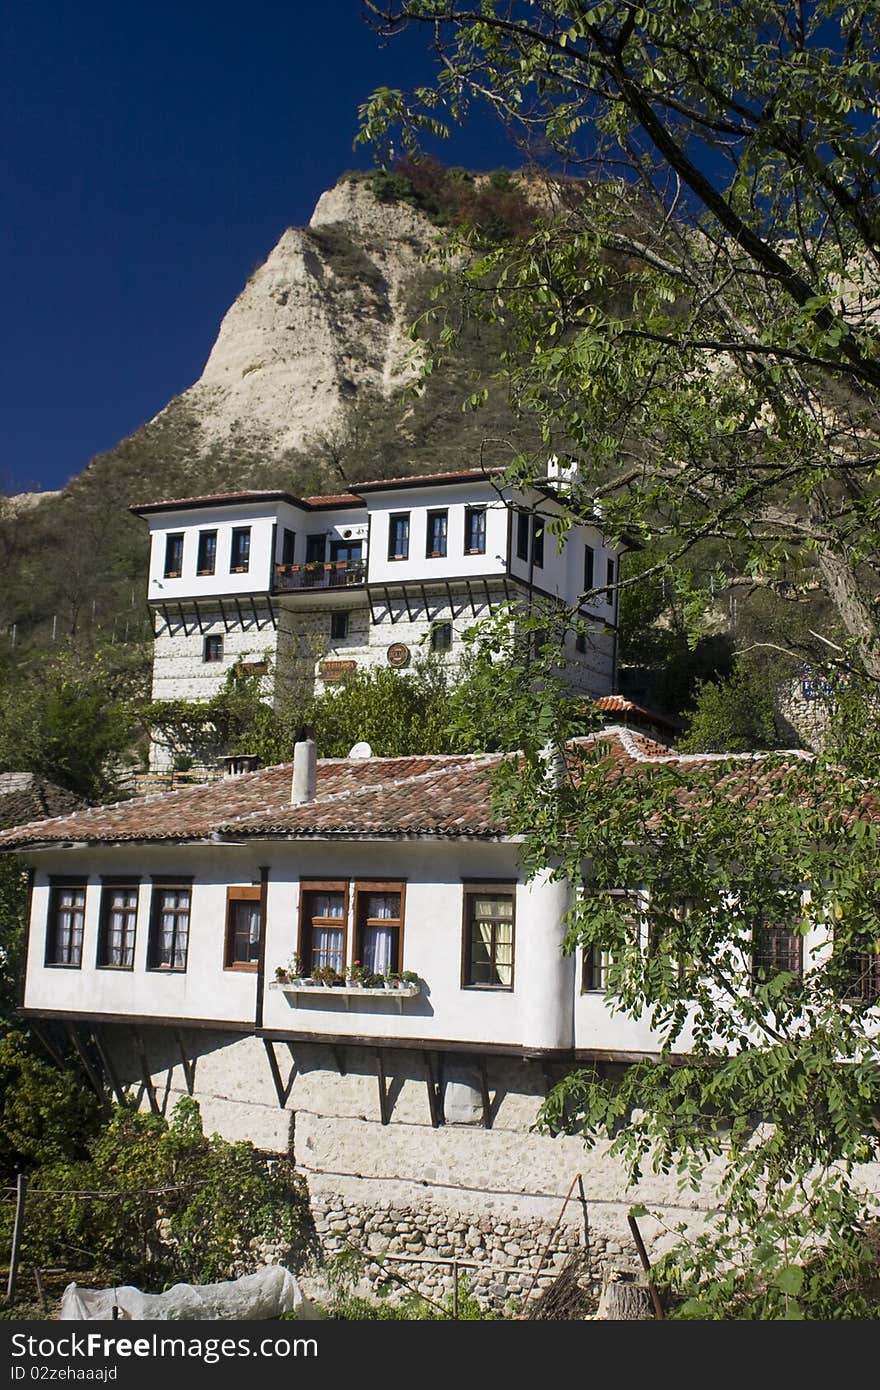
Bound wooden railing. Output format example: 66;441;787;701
273;560;366;592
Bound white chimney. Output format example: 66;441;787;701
291;735;318;805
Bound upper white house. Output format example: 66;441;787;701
131;466;627;764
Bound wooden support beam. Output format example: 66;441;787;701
425;1052;443;1128
263;1039;296;1108
29;1020;66;1070
466;581;478;618
218;597;232;633
91;1027;127;1106
477;1056;493;1130
502;578;512;604
66;1024;104;1097
234;597;246;630
419;584;431;621
402;585;415;623
330;1044;347;1077
173;1029;196;1095
482;578;493;613
382;585;396;625
366;588;379;625
444;581;457;619
193;600;205;636
249;595;262;631
266;597;277;630
160;604;173;636
176;603;189;637
133;1030;160;1115
376;1048;390;1126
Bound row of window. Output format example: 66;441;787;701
43;879;516;989
164;528;252;579
200;615;453;666
387;508;487;561
581;921;880;1000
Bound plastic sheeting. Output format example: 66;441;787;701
60;1264;315;1320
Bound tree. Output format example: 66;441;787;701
361;1;880;683
359;2;880;1315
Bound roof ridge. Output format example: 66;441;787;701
222;753;505;829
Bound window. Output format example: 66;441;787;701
97;881;138;968
575;626;588;655
605;556;616;604
281;528;296;566
464;506;486;555
299;883;347;976
516;510;530;562
224;887;262;970
426;509;448;558
584;544;595;592
388;513;410;561
431;621;453;653
230;527;251;573
164;533;184;579
330;611;349;640
148;883;191;970
330;539;362;566
203;634;223;663
752;919;803;981
355;883;405;976
845;951;880;1003
582;945;610;992
46;880;86;967
305;534;326;564
463;884;515;989
532;515;544;568
196;530;217;575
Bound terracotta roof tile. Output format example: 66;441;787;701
1;734;858;852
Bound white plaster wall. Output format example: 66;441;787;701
25;845;270;1027
145;501;302;601
365;483;509;587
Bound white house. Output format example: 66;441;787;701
5;727;868;1301
132;467;626;767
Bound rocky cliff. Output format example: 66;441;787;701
169;177;437;460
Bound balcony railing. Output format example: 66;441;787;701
274;560;366;592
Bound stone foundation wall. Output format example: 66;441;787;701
310;1193;612;1309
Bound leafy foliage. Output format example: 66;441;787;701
0;1031;102;1184
680;660;785;752
6;1096;316;1289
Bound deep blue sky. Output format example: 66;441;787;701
2;2;516;494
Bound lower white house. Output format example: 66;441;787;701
3;729;873;1303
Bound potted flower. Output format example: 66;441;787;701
311;965;335;986
347;960;367;986
385;971;402;990
275;966;290;985
401;970;420;986
364;972;385;989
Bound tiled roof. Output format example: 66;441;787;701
0;775;85;833
0;754;508;849
0;731;848;852
594;695;680;732
130;470;505;517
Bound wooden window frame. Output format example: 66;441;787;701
388;513;410;561
224;885;262;972
281;528;296;566
164;532;184;579
353;880;406;975
330;611;349;640
531;515;544;569
147;879;193;972
581;944;610;993
45;876;87;969
96;877;140;970
297;879;349;978
203;634;223;663
431;621;453;653
230;526;251;574
196;529;217;576
461;880;516;992
464;505;486;555
426;508;448;559
584;544;595;593
605;555;615;605
516;509;529;562
751;918;803;982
